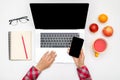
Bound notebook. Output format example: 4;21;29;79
8;31;32;60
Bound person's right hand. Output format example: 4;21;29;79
73;50;85;68
35;51;57;72
68;49;85;68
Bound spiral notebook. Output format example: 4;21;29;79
8;31;32;60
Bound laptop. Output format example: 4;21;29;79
30;3;89;63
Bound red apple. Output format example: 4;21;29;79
102;26;113;37
89;23;99;33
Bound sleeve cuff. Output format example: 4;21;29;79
77;65;87;71
77;65;91;79
33;66;41;74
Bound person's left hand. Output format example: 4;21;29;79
35;51;57;72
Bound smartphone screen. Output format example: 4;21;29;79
69;37;84;58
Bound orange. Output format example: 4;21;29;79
98;14;108;23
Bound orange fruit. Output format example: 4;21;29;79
98;14;108;23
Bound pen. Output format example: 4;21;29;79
21;35;28;59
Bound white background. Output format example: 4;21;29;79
0;0;120;80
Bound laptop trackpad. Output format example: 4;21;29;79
35;48;74;63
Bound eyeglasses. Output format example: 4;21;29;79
9;16;29;26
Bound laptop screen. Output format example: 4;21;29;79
30;3;89;29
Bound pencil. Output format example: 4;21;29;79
21;35;28;59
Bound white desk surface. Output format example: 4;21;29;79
0;0;120;80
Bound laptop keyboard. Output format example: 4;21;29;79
41;33;79;47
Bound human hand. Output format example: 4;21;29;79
73;49;85;68
68;49;85;68
35;51;57;72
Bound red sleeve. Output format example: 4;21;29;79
77;66;92;80
22;66;40;80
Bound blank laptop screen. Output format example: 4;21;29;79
30;3;89;29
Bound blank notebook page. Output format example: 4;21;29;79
9;31;32;60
